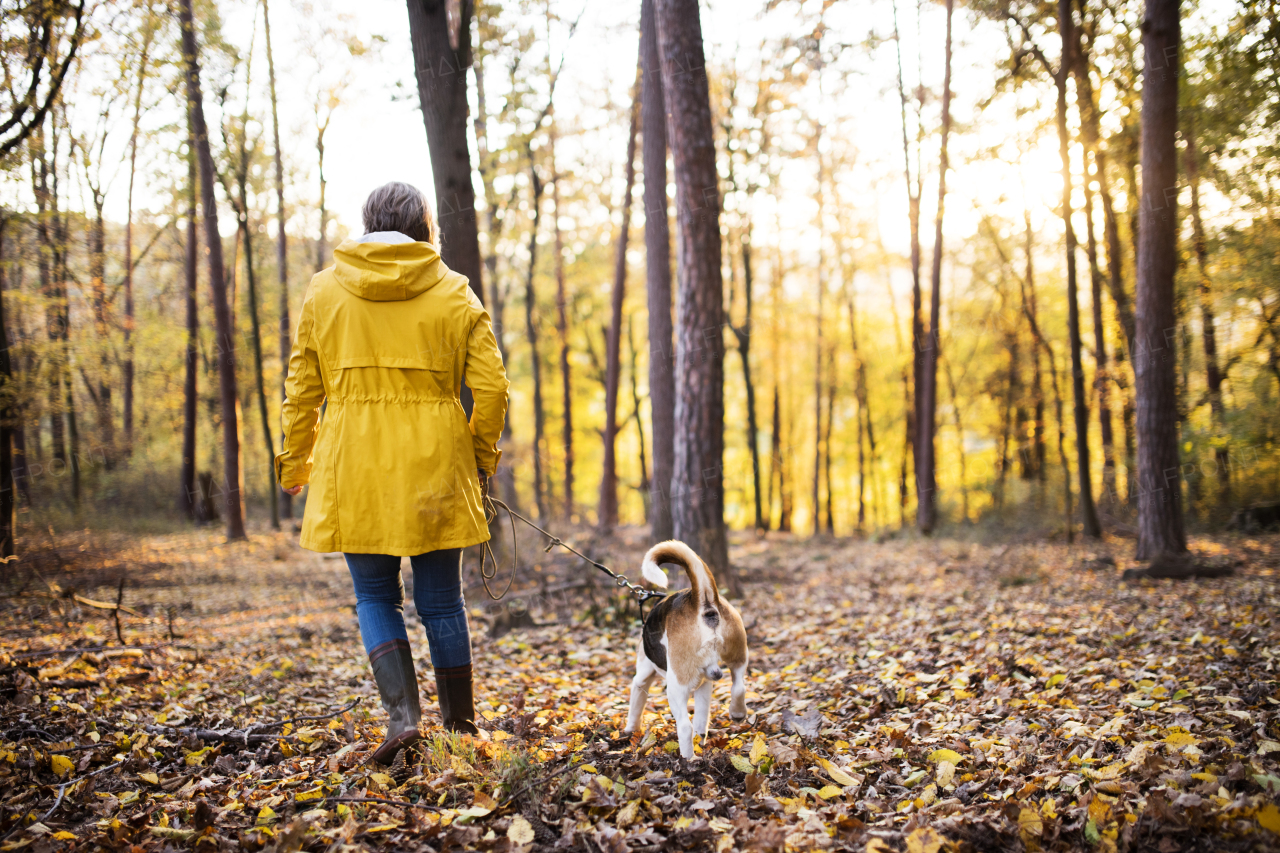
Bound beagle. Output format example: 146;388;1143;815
623;540;748;759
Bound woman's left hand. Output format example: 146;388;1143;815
284;485;303;496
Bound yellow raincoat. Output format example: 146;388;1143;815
275;236;509;556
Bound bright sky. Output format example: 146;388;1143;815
3;0;1235;300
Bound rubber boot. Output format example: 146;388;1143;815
435;663;480;735
368;639;422;764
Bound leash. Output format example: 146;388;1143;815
476;485;667;605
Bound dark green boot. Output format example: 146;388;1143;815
435;663;480;735
368;639;422;764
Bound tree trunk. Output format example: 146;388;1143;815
628;317;650;519
31;135;65;469
654;0;733;590
1055;0;1101;539
997;326;1018;510
823;354;836;534
1185;128;1229;502
812;146;825;538
88;196;114;457
894;0;922;526
406;0;484;303
1083;163;1117;507
1071;12;1137;361
847;285;877;533
236;108;280;530
181;114;198;521
771;385;792;532
600;83;640;532
944;356;968;522
917;0;953;534
737;238;764;531
0;218;15;557
1134;0;1187;560
263;0;291;520
1023;212;1047;492
178;0;246;540
642;0;675;542
473;44;519;513
549;126;573;520
315;129;327;272
524;159;547;520
122;10;154;452
1022;217;1073;539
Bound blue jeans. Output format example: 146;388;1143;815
344;549;471;669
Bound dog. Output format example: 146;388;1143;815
624;540;748;759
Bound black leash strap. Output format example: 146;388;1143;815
476;489;667;604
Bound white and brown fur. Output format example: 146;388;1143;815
624;541;748;758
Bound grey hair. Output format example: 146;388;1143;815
361;181;438;245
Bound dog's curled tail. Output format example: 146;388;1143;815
641;540;717;602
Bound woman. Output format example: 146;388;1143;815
276;182;508;764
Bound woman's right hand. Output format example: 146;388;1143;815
284;485;303;496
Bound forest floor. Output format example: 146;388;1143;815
0;522;1278;853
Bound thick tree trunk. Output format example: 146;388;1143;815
600;86;640;532
654;0;732;587
406;0;484;303
641;0;675;542
549;127;573;520
178;0;246;540
524;161;547;520
1185;129;1229;502
181;117;198;521
264;0;291;520
917;0;953;534
1055;0;1101;538
1134;0;1187;559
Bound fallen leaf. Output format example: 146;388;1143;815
905;826;944;853
49;754;73;778
507;815;535;845
928;748;963;765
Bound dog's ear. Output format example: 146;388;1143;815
641;558;669;589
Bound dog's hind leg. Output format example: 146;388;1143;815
728;663;748;721
624;646;658;734
666;679;695;758
691;680;714;741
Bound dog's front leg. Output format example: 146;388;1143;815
691;680;714;741
729;663;748;720
625;650;657;734
666;679;694;759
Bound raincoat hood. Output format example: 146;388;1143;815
331;232;446;302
